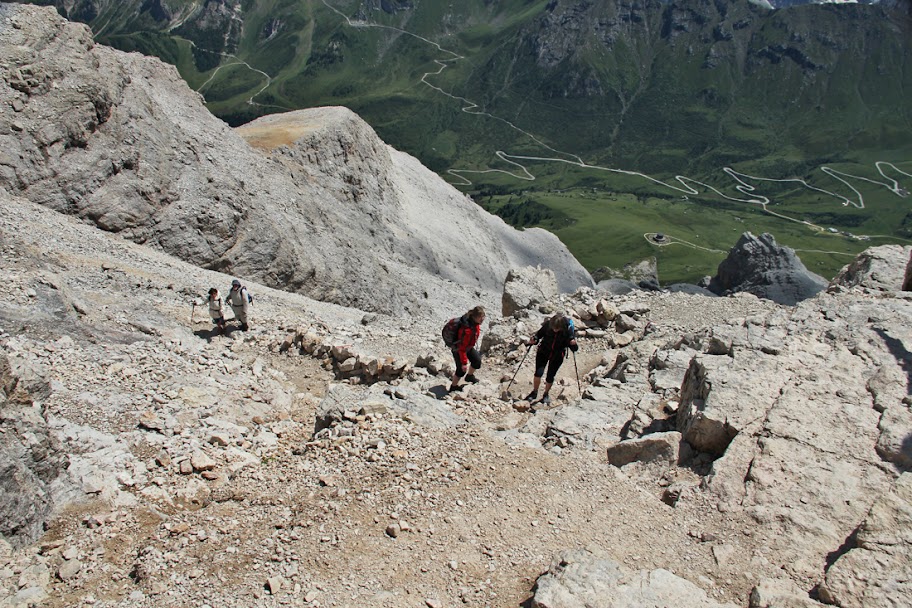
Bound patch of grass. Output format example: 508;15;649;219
200;64;268;104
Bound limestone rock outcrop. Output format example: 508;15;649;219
708;232;827;305
592;257;660;291
0;4;592;315
532;549;738;608
0;350;68;547
501;266;560;316
830;244;912;292
819;473;912;608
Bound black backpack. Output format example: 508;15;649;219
442;317;463;347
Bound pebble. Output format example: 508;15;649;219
57;560;81;581
267;576;283;595
190;450;217;471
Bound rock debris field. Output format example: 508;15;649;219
2;191;912;608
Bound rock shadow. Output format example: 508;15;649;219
902;434;912;473
194;325;234;342
825;525;860;570
427;385;450;400
873;327;912;396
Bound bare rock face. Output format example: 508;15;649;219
819;474;912;608
904;250;912;291
501;266;560;316
532;549;738;608
0;4;592;315
830;244;912;292
677;350;786;456
0;350;68;547
749;578;826;607
708;232;827;305
606;431;682;467
592;257;660;291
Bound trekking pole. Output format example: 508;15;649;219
505;343;533;396
572;349;581;395
191;302;196;326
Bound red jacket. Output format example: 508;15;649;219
454;315;481;367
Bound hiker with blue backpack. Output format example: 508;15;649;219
525;313;578;405
443;305;486;393
225;279;252;331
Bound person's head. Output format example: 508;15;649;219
468;305;486;324
549;313;566;332
231;279;241;290
208;288;218;297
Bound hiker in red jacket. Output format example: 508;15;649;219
449;306;486;393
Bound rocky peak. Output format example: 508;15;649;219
708;232;827;305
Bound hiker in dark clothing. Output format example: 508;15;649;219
449;306;486;393
525;313;578;405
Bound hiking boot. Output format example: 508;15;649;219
540;394;551;405
240;323;249;331
464;374;479;384
448;384;463;393
524;391;538;402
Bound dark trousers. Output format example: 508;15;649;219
534;348;565;384
452;348;482;377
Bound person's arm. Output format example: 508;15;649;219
529;324;545;345
456;326;470;366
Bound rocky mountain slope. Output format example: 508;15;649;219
0;3;592;317
2;178;911;608
1;3;912;608
9;0;912;286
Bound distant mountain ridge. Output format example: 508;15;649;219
19;0;911;172
14;0;911;283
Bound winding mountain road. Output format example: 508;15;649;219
321;0;911;237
